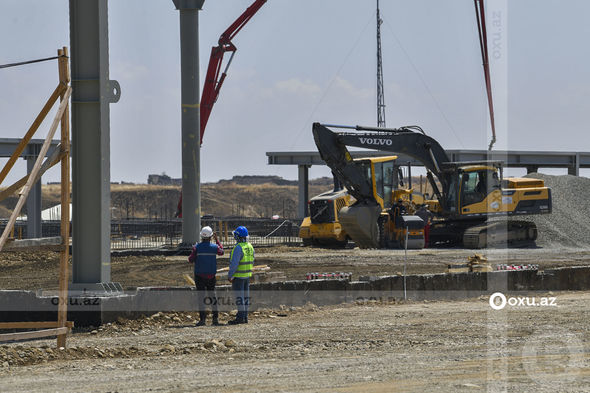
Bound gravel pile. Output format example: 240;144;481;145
524;173;590;249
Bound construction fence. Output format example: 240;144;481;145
0;218;302;250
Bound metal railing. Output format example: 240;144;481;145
0;217;302;250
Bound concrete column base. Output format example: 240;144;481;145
69;282;123;296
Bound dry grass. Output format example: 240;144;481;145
0;174;437;220
0;182;332;219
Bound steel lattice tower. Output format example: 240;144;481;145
376;0;386;127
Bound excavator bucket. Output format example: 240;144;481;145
338;204;383;249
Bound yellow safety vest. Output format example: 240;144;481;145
231;242;254;278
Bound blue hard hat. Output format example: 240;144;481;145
233;226;248;238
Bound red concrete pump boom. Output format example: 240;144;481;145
176;0;267;218
199;0;268;145
473;0;496;151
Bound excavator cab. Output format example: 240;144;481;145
440;162;504;217
459;166;501;211
354;156;397;209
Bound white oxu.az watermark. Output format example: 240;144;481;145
489;292;557;310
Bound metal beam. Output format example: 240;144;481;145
173;0;205;247
297;165;309;219
69;0;121;292
0;139;59;157
269;149;590;218
267;150;590;170
0;139;58;239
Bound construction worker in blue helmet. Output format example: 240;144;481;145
227;225;254;325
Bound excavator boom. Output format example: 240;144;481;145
313;122;449;206
200;0;267;145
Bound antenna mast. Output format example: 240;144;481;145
376;0;386;127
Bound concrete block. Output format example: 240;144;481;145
567;267;590;290
303;279;347;306
370;276;393;292
390;275;404;292
3;265;590;327
507;270;538;291
347;281;375;303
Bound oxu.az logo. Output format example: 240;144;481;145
489;292;557;310
358;137;392;146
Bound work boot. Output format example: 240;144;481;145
195;319;206;327
196;311;206;326
212;312;220;326
227;318;245;325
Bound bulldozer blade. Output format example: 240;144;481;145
402;237;425;250
338;204;383;249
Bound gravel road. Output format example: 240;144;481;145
1;291;589;392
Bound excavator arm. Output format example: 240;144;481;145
313;122;450;202
312;123;376;205
313;122;447;248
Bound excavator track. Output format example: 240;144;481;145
463;220;538;249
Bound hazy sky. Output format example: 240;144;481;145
1;0;589;184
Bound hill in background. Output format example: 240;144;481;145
0;176;336;220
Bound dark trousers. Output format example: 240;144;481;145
195;275;218;321
424;223;430;247
232;277;250;321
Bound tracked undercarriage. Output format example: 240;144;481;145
430;219;538;249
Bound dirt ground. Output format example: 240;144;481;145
2;245;590;290
0;292;589;392
1;245;590;391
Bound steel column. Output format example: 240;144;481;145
173;0;205;247
25;150;42;239
298;165;309;219
69;0;121;290
569;153;580;176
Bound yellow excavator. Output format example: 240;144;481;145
300;155;427;249
313;123;552;249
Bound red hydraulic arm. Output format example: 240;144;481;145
176;0;267;219
474;0;496;151
199;0;268;145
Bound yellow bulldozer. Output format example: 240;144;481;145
312;123;552;249
299;188;352;247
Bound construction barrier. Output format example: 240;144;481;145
0;217;302;250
